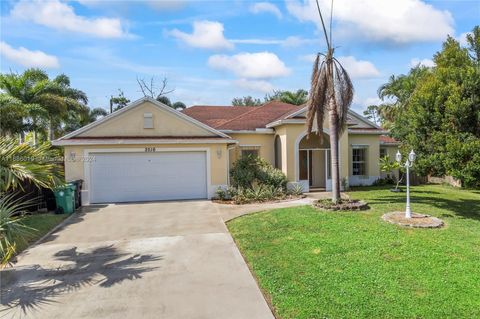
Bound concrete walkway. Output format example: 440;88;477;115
1;200;289;319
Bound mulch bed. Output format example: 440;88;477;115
212;195;305;205
382;211;445;228
313;199;369;211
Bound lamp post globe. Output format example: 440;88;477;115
409;150;416;163
396;150;402;163
396;149;415;219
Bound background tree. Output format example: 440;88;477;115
232;96;262;106
109;89;130;113
172;101;186;110
64;106;107;132
380;26;480;187
156;95;172;106
0;95;27;137
363;105;380;125
0;69;88;142
136;76;186;110
265;89;308;105
306;0;354;203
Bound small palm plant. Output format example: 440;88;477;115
306;0;354;203
0;193;36;267
0;136;64;266
0;137;63;191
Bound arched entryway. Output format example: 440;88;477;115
296;132;331;191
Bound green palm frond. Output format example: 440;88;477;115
0;137;64;191
0;192;38;266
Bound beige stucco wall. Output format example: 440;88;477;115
64;143;229;192
227;133;275;166
78;101;216;137
348;134;381;185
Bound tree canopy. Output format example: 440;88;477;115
232;89;309;107
375;26;480;187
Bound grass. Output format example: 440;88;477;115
15;213;68;253
228;185;480;319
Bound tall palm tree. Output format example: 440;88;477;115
64;106;107;133
376;66;429;127
306;0;354;203
0;69;88;142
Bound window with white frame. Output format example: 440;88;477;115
352;147;367;176
380;147;387;158
240;146;260;158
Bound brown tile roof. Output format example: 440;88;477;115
182;105;256;129
380;135;399;144
183;101;302;131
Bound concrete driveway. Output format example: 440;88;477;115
0;200;299;319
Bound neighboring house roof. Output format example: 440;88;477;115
380;135;400;145
183;101;301;131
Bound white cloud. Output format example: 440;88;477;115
231;36;317;47
286;0;454;44
234;79;274;93
410;58;435;68
0;41;59;68
250;2;283;19
77;0;187;10
11;0;127;38
363;97;382;106
299;53;317;62
457;32;471;47
299;54;380;78
167;20;234;50
337;56;380;78
208;52;291;79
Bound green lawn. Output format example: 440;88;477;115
228;185;480;319
15;213;68;252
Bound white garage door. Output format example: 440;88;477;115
90;151;208;203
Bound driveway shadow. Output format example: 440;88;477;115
1;245;161;318
38;205;108;245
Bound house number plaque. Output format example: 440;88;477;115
145;147;156;152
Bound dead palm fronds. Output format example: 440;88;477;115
306;0;354;202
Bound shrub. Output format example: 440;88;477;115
230;155;288;190
288;183;304;196
215;187;227;200
373;176;396;186
259;166;288;189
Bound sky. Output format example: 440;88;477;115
1;0;479;114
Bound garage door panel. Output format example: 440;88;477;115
90;151;207;203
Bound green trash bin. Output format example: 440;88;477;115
54;184;76;214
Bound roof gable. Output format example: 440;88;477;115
283;106;379;129
58;97;229;140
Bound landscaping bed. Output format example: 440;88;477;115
228;185;480;318
212;194;305;205
313;198;369;211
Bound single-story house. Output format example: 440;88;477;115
53;97;399;204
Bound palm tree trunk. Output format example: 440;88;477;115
48;121;54;141
329;98;341;203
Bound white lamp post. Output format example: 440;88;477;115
396;150;416;218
